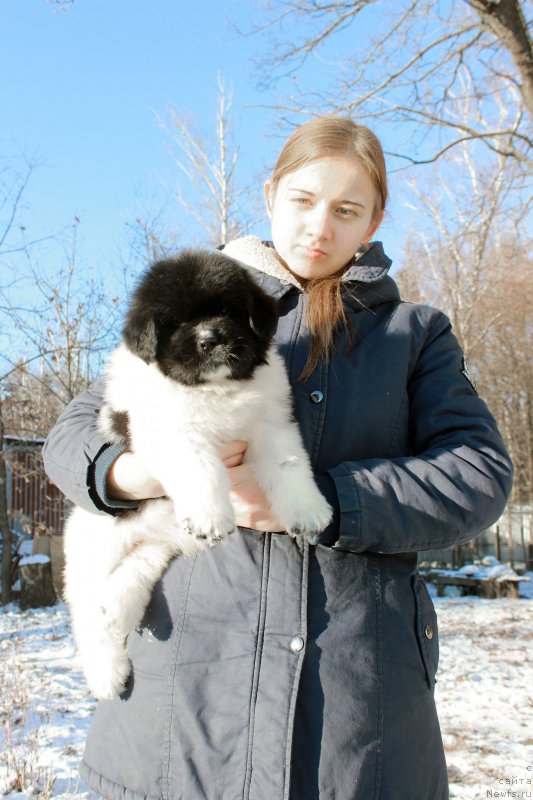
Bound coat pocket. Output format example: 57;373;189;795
412;574;439;689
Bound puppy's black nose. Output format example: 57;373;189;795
197;331;221;352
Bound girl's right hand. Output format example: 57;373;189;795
221;440;284;532
107;451;165;501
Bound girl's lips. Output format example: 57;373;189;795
304;247;327;258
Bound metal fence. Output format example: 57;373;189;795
481;504;532;569
3;436;532;573
419;504;533;570
4;436;68;539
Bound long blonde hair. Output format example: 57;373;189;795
270;116;388;380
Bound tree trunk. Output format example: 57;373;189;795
468;0;533;118
18;555;57;610
0;409;13;605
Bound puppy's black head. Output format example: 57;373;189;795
123;249;279;386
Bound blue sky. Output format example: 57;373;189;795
1;0;406;290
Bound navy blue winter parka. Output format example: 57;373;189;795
43;239;513;800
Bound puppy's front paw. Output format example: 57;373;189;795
285;494;333;538
183;507;236;545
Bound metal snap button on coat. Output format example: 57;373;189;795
309;390;323;404
424;625;434;640
289;635;305;653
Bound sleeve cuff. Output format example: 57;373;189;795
328;462;363;552
87;442;139;516
308;472;341;546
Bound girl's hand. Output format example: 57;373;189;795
107;451;165;501
220;441;285;533
108;441;285;533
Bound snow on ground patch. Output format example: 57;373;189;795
1;596;532;799
433;596;533;799
0;603;93;798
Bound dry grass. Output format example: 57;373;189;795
0;637;56;797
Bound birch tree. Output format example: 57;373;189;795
160;76;258;248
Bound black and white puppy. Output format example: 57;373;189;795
64;249;332;699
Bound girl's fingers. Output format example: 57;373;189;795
219;440;247;467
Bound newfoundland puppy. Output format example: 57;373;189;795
64;249;332;699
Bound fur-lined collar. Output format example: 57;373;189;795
223;236;303;288
222;235;392;289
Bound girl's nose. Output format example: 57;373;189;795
307;206;332;240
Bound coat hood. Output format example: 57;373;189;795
222;234;400;311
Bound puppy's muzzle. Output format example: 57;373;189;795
197;328;224;353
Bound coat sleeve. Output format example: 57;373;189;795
320;311;513;554
41;377;133;515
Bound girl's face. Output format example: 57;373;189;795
264;156;382;283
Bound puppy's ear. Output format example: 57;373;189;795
123;305;158;363
249;283;279;342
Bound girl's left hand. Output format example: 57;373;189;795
219;441;285;533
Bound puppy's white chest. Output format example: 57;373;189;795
177;384;263;439
104;345;285;448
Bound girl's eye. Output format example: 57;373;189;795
338;207;356;217
292;197;311;206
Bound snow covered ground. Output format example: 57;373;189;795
1;587;532;799
433;596;533;799
0;604;92;798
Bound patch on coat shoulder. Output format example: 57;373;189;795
461;357;478;394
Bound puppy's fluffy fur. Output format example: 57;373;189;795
64;249;332;699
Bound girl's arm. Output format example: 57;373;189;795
42;377;138;515
315;312;513;554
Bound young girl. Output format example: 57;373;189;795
43;116;512;800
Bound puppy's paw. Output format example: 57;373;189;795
284;494;333;538
183;507;236;545
167;527;212;558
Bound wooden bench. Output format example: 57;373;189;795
433;574;527;599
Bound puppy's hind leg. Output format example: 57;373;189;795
99;499;209;635
88;538;186;699
64;509;131;698
99;539;183;639
72;535;184;702
73;609;133;701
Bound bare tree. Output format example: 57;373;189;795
125;211;177;268
475;250;533;504
1;221;119;411
0;216;119;604
248;0;532;167
159;76;260;248
468;0;533;114
395;139;531;505
398;145;528;356
0;158;36;606
397;123;528;336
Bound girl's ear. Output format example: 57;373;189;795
363;210;384;243
264;181;273;219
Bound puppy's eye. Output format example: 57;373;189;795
220;305;230;315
